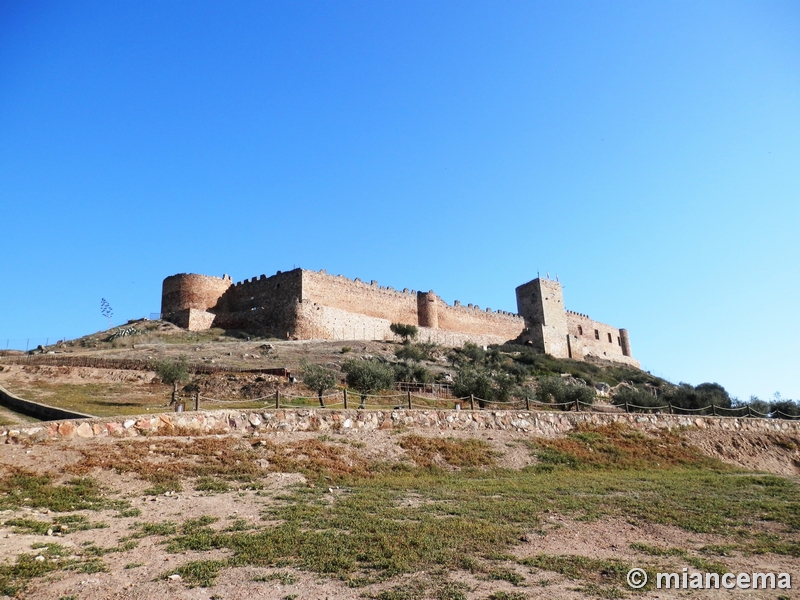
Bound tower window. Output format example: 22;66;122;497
607;332;612;343
578;326;583;335
594;329;599;340
617;336;621;345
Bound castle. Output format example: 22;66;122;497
161;269;638;367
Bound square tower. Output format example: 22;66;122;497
515;278;570;358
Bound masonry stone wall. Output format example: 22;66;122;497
5;408;798;445
566;311;638;366
161;269;637;366
301;270;420;325
212;270;304;338
436;300;525;340
161;273;233;317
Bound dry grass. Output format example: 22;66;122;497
529;423;722;470
398;435;497;469
69;437;264;493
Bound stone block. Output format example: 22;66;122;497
75;423;94;438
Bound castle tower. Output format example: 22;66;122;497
161;273;232;330
417;290;439;328
515;277;570;358
619;328;632;357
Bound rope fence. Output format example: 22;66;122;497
169;389;799;420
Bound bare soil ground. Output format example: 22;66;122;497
0;426;798;600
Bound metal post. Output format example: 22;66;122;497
407;390;412;410
470;394;475;410
343;389;348;409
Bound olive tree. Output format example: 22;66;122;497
390;323;418;344
342;359;395;409
155;355;190;406
300;360;338;408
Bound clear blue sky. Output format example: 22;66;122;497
2;1;799;401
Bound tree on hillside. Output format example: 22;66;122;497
663;382;731;414
300;360;338;408
534;376;595;410
155;355;191;406
342;359;395;409
390;323;418;344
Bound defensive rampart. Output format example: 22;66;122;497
161;268;637;366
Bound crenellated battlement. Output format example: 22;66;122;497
161;267;637;366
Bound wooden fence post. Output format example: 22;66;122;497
407;390;412;410
525;396;530;410
470;394;475;410
624;401;629;413
343;389;348;410
194;391;200;412
275;389;280;409
711;404;717;417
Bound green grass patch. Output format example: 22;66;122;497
0;543;109;596
486;568;525;586
486;593;528;600
163;559;227;587
195;477;232;493
0;470;115;512
130;520;178;538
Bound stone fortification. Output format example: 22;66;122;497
161;268;638;367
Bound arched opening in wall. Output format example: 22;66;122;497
578;325;583;335
607;332;612;343
594;329;599;340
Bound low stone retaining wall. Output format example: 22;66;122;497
3;408;798;443
0;384;93;422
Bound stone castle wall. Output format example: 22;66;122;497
160;268;636;366
214;270;304;338
566;311;638;366
301;270;420;325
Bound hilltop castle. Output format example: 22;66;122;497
161;269;638;367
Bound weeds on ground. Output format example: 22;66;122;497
162;559;227;587
398;436;497;469
5;425;799;594
0;542;112;596
3;514;108;535
0;470;112;512
252;571;298;584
